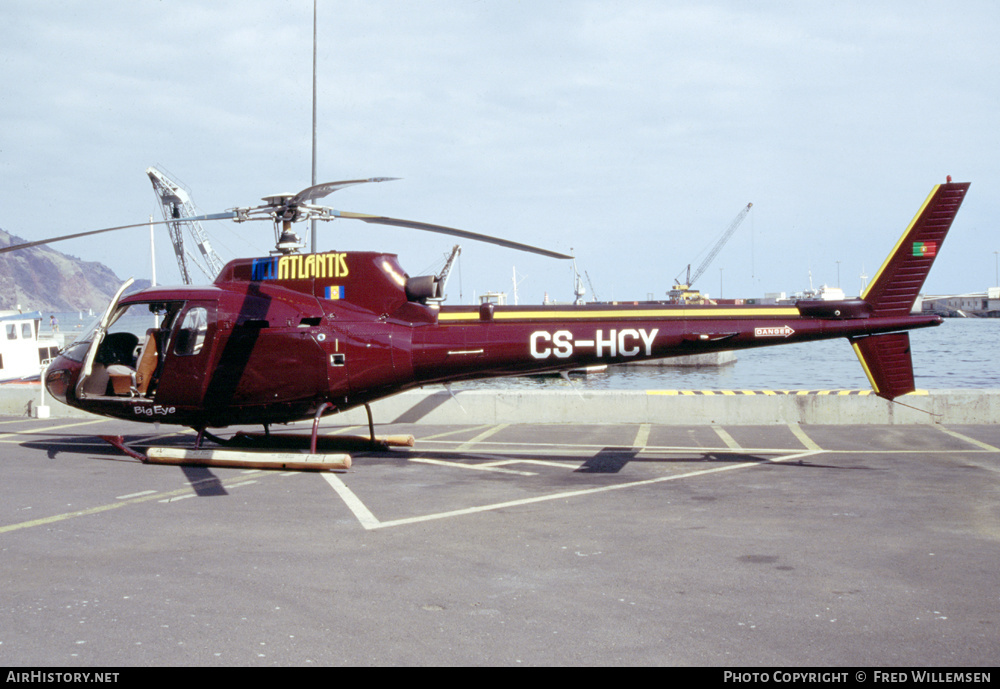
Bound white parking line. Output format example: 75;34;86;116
788;423;822;451
372;450;824;530
321;473;381;529
409;456;538;476
713;426;742;450
324;448;823;530
0;419;107;440
116;490;157;500
419;425;495;442
633;423;651;450
456;424;510;451
935;427;1000;452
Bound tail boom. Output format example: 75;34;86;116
415;182;967;400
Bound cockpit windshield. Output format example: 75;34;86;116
62;302;182;363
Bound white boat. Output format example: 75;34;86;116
0;311;62;383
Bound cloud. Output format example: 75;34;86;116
1;1;996;302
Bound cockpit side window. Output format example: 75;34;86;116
174;307;208;356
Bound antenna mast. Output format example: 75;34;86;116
310;0;319;253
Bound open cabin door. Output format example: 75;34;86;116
74;288;218;410
74;279;134;400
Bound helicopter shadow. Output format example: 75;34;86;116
576;448;784;474
355;438;877;476
20;432;230;496
350;445;847;475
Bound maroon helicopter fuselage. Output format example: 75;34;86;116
41;181;969;430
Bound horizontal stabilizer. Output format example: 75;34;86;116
851;332;915;400
863;182;969;316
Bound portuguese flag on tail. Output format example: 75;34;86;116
864;181;968;317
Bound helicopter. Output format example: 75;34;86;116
1;177;969;461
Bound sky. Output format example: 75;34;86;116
1;0;998;305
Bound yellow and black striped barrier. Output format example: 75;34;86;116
645;389;930;396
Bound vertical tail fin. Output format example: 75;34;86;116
862;181;970;316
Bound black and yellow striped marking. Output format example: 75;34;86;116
645;389;929;396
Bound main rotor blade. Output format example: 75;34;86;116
333;211;572;259
0;212;237;254
290;178;400;206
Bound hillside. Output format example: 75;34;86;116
0;228;133;312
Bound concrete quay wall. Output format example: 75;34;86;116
4;384;1000;426
335;389;1000;426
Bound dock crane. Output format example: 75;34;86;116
669;202;752;304
585;270;600;302
431;244;461;303
147;166;225;284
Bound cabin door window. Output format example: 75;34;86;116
153;303;217;408
173;307;209;356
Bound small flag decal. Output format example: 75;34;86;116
325;285;345;300
912;241;937;257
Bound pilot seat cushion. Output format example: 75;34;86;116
106;364;134;395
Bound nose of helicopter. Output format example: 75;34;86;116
44;355;81;405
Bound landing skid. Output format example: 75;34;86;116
207;401;414;452
146;447;351;471
97;403;411;471
99;434;352;472
221;431;414;451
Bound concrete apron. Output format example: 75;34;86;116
4;383;1000;425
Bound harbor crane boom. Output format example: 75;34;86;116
434;244;461;302
585;270;600;302
671;202;752;303
147;167;225;284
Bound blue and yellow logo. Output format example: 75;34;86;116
252;252;349;281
